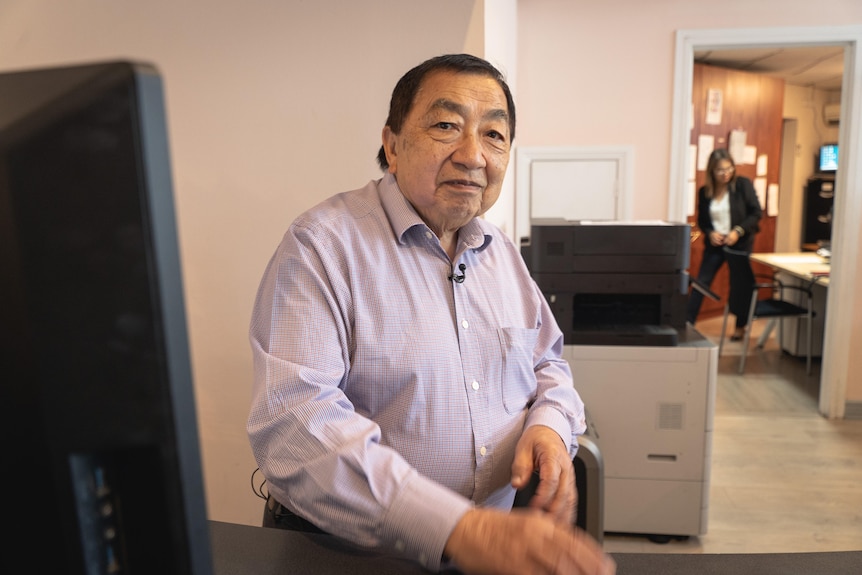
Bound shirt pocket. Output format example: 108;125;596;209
498;327;539;414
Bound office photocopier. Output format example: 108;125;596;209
522;219;717;541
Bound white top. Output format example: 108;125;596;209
709;192;731;234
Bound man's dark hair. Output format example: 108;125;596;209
376;53;516;171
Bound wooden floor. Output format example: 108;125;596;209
601;315;862;555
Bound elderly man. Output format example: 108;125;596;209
248;53;615;575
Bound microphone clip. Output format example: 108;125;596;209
449;263;466;283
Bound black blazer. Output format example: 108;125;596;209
696;175;762;253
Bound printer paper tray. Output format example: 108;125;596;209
569;324;679;347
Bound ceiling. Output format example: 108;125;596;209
694;45;845;92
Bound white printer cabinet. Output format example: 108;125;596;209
563;330;717;538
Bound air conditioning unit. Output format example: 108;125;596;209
823;103;841;125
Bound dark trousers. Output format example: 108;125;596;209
687;246;755;328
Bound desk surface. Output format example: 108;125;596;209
209;521;862;575
751;252;830;286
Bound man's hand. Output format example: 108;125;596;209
510;425;576;524
443;508;616;575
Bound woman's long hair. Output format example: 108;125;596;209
704;149;738;199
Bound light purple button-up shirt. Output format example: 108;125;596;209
248;173;586;571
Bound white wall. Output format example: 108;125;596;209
2;0;861;528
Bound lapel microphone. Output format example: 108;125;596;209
449;263;467;283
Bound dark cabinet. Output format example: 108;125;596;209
802;177;834;247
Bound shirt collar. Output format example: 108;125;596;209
379;173;492;253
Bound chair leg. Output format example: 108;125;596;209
738;324;752;374
738;289;760;375
756;319;776;348
719;305;730;357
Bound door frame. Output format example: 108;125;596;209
669;26;862;419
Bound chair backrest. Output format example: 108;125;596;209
750;275;814;321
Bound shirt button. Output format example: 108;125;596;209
425;231;433;239
461;319;469;329
394;540;405;552
480;446;487;456
471;380;479;391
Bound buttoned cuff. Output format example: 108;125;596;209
526;404;584;459
380;472;473;572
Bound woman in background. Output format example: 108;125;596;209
687;148;763;340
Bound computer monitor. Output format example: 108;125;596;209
819;143;839;172
0;61;213;574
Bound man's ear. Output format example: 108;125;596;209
381;126;397;173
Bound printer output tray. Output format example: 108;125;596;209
569;324;679;347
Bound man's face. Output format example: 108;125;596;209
381;70;511;238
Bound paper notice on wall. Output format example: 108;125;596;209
767;183;779;216
706;88;723;125
729;130;747;162
743;145;757;165
754;177;767;209
697;134;715;170
756;154;768;176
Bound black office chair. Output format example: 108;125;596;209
719;274;815;375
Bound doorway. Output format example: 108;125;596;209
669;26;862;419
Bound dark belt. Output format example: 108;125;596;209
265;495;328;534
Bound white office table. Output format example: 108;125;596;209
750;252;830;286
750;252;830;356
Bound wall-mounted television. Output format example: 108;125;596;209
819;143;839;173
0;61;213;574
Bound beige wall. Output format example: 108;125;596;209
1;0;860;528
